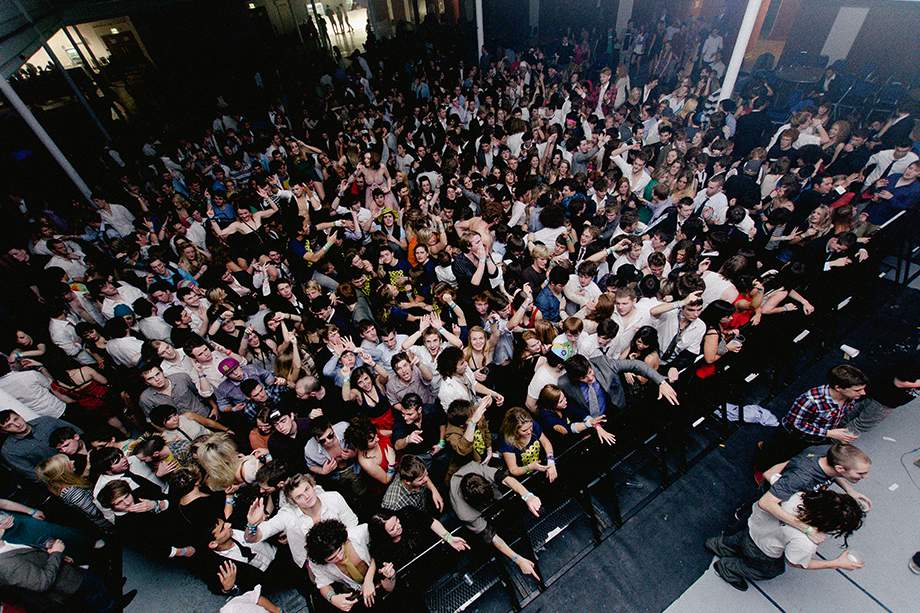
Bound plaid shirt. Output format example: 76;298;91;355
380;479;427;512
782;385;858;439
244;383;290;421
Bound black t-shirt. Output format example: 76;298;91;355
392;405;446;456
868;356;920;408
267;418;312;471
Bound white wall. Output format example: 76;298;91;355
819;6;869;65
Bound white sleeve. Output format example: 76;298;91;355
611;154;631;176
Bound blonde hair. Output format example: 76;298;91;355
275;346;299;382
195;433;242;491
501;407;535;446
463;325;494;365
36;454;89;495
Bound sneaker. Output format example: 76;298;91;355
713;561;749;592
910;552;920;575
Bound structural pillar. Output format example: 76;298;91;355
719;0;763;101
528;0;539;39
475;0;484;55
615;0;633;37
0;74;94;203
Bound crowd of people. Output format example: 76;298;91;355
1;7;919;612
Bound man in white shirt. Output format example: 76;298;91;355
44;239;88;280
105;317;144;367
563;262;602;316
94;279;147;320
0;365;66;419
93;196;136;237
244;475;358;568
701;28;723;65
610;287;651;356
525;349;568;411
650;291;706;370
693;177;729;226
862;143;918;189
48;305;96;366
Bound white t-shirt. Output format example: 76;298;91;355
701;270;739;307
611;304;652;356
0;371;65;419
106;336;144;367
748;492;817;567
527;361;561;402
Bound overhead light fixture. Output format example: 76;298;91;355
110;27;119;34
248;2;256;8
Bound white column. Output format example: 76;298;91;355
0;74;93;203
719;0;763;101
615;0;633;37
475;0;484;55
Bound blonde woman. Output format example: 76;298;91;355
498;407;558;482
671;171;698;201
36;454;111;531
821;120;851;167
463;325;498;382
194;432;266;492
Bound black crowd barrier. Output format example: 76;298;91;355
383;206;920;613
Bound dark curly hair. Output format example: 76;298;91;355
306;519;348;564
797;489;864;546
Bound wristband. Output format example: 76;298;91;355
325;591;335;602
246;523;259;536
448;302;459;310
521;492;534;502
438;438;446;449
511;553;520;563
442;533;454;544
803;526;815;535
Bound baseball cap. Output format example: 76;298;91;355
267;409;285;423
218;357;241;376
113;304;133;317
